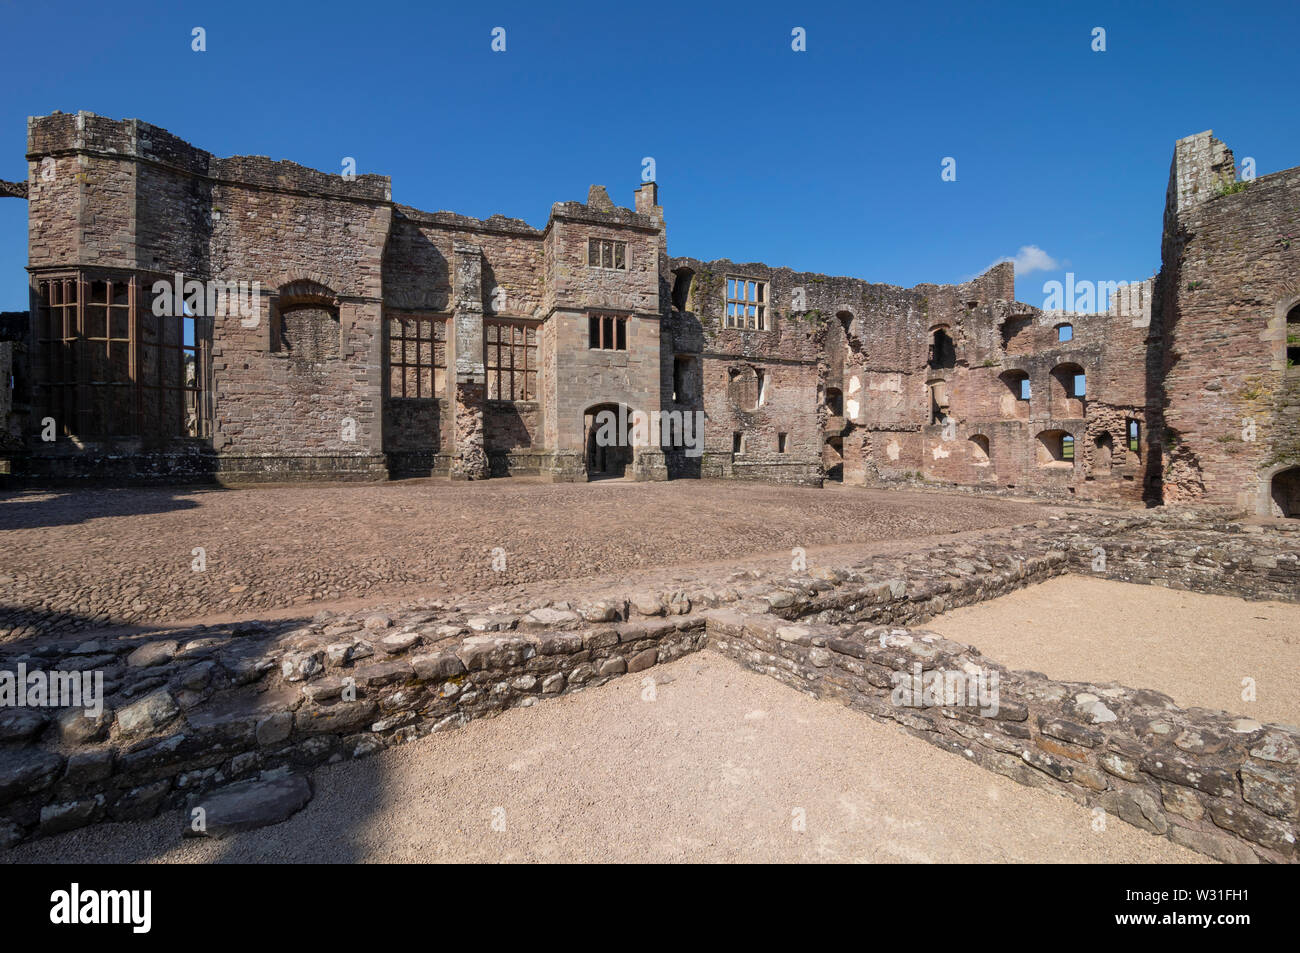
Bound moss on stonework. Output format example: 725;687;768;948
1212;175;1251;198
1239;376;1268;402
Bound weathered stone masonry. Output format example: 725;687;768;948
3;114;1295;509
1;511;1295;860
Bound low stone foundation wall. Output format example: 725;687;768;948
1060;512;1300;603
2;510;1295;857
0;601;705;846
708;610;1299;864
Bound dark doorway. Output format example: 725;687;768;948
1272;467;1300;517
584;403;632;480
928;327;955;369
824;436;844;482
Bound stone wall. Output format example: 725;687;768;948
1062;510;1300;603
3;511;1295;859
9;114;1300;505
709;612;1296;864
1160;131;1300;513
21;112;393;482
0;595;706;846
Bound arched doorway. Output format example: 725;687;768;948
1271;467;1300;517
583;403;632;480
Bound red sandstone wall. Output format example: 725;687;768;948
1162;149;1300;512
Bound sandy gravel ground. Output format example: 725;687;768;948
5;653;1202;864
928;575;1300;728
0;480;1050;639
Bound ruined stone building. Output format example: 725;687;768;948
0;112;1297;516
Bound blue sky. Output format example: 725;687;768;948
1;0;1296;312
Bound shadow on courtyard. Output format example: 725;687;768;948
0;486;212;532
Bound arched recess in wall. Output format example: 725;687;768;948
1035;429;1074;468
998;369;1031;420
969;434;990;465
826;387;843;415
727;364;763;411
582;402;633;480
1092;431;1114;473
1271;466;1300;518
671;267;695;312
927;378;950;424
928;325;955;370
1001;315;1033;354
275;279;341;361
1050;362;1086;417
835;309;857;348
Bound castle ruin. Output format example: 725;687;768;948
1;113;1297;516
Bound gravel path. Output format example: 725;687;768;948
0;480;1049;639
3;653;1204;864
927;575;1300;728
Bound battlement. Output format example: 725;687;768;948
26;111;390;203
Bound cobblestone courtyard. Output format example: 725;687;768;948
0;480;1051;639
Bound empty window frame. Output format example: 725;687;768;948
140;285;213;440
1057;323;1074;342
387;314;447;398
1127;419;1141;454
1287;303;1300;367
725;277;767;330
485;321;538;400
1036;430;1073;467
588;313;627;350
587;238;627;271
34;276;79;437
777;432;788;453
733;431;744;454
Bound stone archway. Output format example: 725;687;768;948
1271;466;1300;517
583;403;632;481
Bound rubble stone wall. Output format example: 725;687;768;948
2;512;1294;859
709;612;1297;864
12;115;1296;502
1159;131;1300;513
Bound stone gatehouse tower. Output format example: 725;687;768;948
2;112;1298;515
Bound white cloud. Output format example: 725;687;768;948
990;245;1060;277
